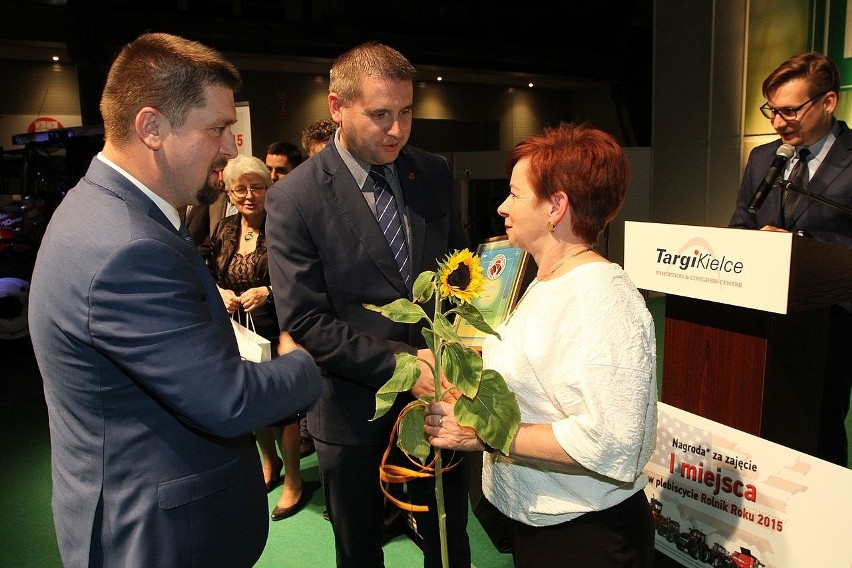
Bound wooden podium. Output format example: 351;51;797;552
624;222;852;454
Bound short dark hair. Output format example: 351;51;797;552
763;51;840;100
301;119;338;153
507;123;630;244
100;33;241;148
329;42;416;105
265;141;303;168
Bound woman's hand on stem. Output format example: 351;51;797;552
425;400;486;452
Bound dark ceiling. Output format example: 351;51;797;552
1;0;654;144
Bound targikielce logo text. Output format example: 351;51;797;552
653;238;744;287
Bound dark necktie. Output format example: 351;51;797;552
178;222;196;248
782;148;811;227
369;165;411;284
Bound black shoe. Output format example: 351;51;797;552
265;459;283;493
271;492;305;521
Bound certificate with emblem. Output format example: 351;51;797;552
455;235;533;348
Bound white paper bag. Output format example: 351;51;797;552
231;313;271;362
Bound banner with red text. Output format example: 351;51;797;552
234;102;252;157
644;403;852;567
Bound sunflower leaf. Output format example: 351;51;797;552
422;327;436;353
364;299;428;324
442;341;482;397
454;369;520;456
397;404;432;465
453;303;501;340
413;271;436;304
372;391;399;421
371;352;421;420
432;312;462;343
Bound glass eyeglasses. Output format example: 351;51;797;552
759;91;827;120
230;185;268;198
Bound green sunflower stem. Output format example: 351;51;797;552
435;448;448;567
432;290;449;568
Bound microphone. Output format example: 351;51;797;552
747;143;795;213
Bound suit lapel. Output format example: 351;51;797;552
322;147;410;296
396;151;427;275
82;158;229;324
84;159;193;247
792;122;852;223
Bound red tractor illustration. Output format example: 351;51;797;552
674;527;710;561
705;543;735;568
649;495;765;567
662;519;681;543
730;547;764;568
650;496;680;542
650;497;664;526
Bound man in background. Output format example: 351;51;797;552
301;118;338;157
265;140;303;182
266;42;471;566
28;32;321;567
729;51;852;467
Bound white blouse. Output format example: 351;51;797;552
481;261;657;526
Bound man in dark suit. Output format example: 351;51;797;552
266;42;471;567
28;33;322;568
730;51;852;466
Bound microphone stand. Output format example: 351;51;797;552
780;180;852;218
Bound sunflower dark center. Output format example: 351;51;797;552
448;264;471;289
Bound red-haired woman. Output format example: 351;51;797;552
426;123;657;568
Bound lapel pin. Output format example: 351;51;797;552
408;172;415;180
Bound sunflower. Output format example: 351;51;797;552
437;249;486;304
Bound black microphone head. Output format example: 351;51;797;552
747;143;797;214
777;143;795;160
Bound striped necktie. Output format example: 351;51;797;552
782;148;811;228
369;165;411;284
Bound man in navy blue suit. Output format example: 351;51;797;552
730;52;852;467
29;33;322;567
266;42;471;567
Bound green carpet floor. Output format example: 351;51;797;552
256;453;511;567
2;296;849;567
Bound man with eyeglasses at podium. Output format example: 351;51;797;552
730;51;852;468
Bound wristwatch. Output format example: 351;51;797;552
265;286;273;303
